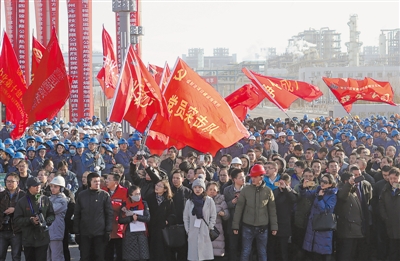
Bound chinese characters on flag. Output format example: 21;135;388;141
97;26;118;99
323;77;396;113
0;32;28;139
243;68;298;110
109;45;169;133
150;58;249;155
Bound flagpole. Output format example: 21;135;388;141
245;68;320;148
138;57;180;153
347;112;364;131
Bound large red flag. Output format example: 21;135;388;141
109;45;169;133
150;58;249;155
0;32;28;139
23;28;71;125
243;68;298;110
257;75;323;102
31;36;46;82
225;84;263;121
323;77;396;113
97;27;118;99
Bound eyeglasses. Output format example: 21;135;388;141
320;180;329;184
6;180;17;183
131;193;141;196
156;184;164;188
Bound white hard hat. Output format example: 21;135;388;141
266;129;275;135
231;157;242;165
50;176;65;187
248;135;256;140
278;132;286;137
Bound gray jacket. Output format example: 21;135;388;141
49;193;68;241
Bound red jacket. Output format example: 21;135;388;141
103;185;128;238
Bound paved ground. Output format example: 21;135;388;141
6;245;80;260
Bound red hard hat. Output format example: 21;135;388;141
249;164;266;177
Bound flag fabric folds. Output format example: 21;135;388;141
97;27;118;99
31;36;46;82
109;45;169;133
323;77;396;113
242;68;298;110
148;63;171;91
145;130;185;156
0;32;28;139
225;84;263;121
150;58;249;155
23;28;70;125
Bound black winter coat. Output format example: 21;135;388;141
0;188;26;233
335;182;364;238
14;192;55;247
145;193;176;261
73;188;113;237
171;185;191;225
273;187;297;237
379;183;400;239
129;163;162;199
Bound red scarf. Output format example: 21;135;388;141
122;198;147;235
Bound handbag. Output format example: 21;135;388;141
202;218;220;241
312;211;337;231
162;224;186;248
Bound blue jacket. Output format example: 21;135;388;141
114;150;133;176
81;150;105;175
31;156;46;172
301;186;338;255
101;153;114;175
71;154;85;187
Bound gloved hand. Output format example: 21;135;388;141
75;234;81;245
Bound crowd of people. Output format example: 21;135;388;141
0;114;400;261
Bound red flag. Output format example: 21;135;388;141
97;27;118;99
145;130;185;156
225;84;263;121
323;77;396;113
109;45;169;133
31;36;46;82
148;63;171;91
257;75;323;102
23;28;71;125
0;32;28;139
150;58;249;155
242;68;298;110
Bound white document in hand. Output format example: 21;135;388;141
129;210;146;232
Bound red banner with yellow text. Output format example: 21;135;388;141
225;84;263;121
0;32;28;139
323;77;396;113
150;58;249;155
31;36;46;82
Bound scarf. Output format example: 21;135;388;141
123;198;147;235
156;194;164;206
191;194;204;219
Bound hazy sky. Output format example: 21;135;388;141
2;0;400;66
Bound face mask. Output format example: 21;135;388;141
130;195;141;202
69;150;76;155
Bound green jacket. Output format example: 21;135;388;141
14;192;55;247
232;180;278;230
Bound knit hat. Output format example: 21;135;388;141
192;175;206;190
26;177;41;188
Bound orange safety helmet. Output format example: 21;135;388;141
249;164;266;177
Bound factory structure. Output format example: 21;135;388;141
183;15;400;107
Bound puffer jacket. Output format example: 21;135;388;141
232;180;278;230
211;194;230;257
301;186;338;255
49;193;68;240
73;188;113;237
14;192;55;247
